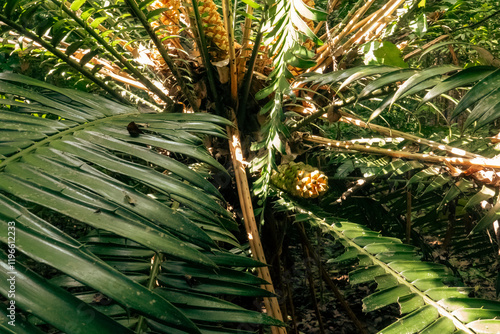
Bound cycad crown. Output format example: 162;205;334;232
272;162;328;198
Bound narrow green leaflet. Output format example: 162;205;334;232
471;199;500;234
464;87;500;129
464;185;495;209
420;66;496;106
339;65;399;90
420;317;455;334
453;68;500;118
363;285;412;312
275;197;491;334
0;221;201;333
378;305;439;334
391;65;459;105
358;69;418;99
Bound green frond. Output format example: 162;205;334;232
298;64;500;129
0;75;283;333
274;196;500;334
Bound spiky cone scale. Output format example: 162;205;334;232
150;0;181;39
271;162;328;198
187;0;229;61
148;0;183;72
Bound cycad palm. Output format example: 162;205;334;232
2;0;500;333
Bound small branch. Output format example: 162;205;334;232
338;114;484;159
289;88;392;131
303;134;500;169
403;35;449;61
125;0;199;111
454;9;500;31
332;176;376;204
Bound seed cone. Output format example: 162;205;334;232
150;0;181;37
196;0;229;61
271;162;328;198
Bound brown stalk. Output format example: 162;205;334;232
286;280;299;334
403;35;449;60
336;0;405;55
227;110;286;334
331;0;376;47
313;0;405;72
333;175;376;204
313;0;373;70
338;114;484;159
237;5;255;80
317;10;377;53
303;134;500;169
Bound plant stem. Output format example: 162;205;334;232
338;113;484;159
0;14;128;104
136;253;164;333
54;0;174;106
124;0;200;112
289;88;391;131
226;110;286;333
298;223;326;334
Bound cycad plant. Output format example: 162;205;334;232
2;0;500;333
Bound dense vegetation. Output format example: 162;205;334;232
1;0;500;333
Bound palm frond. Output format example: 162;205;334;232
297;64;500;130
0;75;283;333
274;196;500;334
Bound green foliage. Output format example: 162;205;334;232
362;41;408;68
250;0;326;199
2;0;500;332
301;64;500;130
0;75;281;333
275;196;500;333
